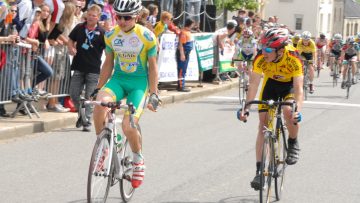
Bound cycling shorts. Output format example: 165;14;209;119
258;78;294;112
344;53;357;61
330;50;341;58
102;75;148;118
239;51;254;61
301;52;313;61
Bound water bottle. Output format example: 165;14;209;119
116;133;123;152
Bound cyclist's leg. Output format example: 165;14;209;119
251;79;271;189
329;55;335;75
122;76;148;188
93;77;125;135
283;92;300;165
351;56;357;82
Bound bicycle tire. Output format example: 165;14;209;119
274;123;287;200
333;63;338;87
119;124;142;202
260;137;272;203
303;65;308;101
87;129;113;203
238;72;245;104
346;65;351;99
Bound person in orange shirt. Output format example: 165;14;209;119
176;18;194;92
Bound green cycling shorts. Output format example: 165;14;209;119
102;75;148;118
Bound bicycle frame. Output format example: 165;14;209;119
243;99;296;203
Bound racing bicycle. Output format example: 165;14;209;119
239;99;297;203
80;98;141;203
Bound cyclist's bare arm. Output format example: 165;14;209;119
148;56;158;95
96;51;115;89
239;72;262;121
147;56;159;112
292;75;304;115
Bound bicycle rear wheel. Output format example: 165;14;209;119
274;124;287;200
260;137;273;203
87;129;113;203
119;124;142;202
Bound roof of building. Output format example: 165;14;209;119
345;0;360;18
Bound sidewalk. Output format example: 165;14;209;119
0;80;238;140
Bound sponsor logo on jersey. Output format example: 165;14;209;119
129;37;140;47
114;39;125;46
143;31;154;41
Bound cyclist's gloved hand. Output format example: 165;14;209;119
237;108;249;122
220;49;224;56
148;93;161;111
90;88;100;99
294;112;302;123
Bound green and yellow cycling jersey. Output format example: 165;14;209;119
104;24;157;77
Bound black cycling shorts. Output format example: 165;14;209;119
301;52;313;61
258;78;294;112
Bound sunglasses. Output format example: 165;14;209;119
10;10;17;12
262;47;276;53
116;15;135;21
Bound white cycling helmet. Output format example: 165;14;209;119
243;28;253;37
347;36;355;44
302;31;312;40
113;0;142;15
333;33;342;40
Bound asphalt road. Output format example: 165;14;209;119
1;69;360;203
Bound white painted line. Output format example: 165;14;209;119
207;96;360;107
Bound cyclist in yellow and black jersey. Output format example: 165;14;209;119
238;28;303;191
296;31;316;93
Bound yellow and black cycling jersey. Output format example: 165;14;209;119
253;45;303;83
296;39;316;54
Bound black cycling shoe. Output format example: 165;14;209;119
250;173;263;191
286;139;300;165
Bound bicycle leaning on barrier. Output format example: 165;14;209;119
238;99;298;203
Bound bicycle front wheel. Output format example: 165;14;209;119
87;129;113;203
333;64;338;87
260;137;273;203
346;66;351;99
274;125;287;200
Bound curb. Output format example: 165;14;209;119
0;81;238;140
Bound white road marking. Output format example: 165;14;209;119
207;96;360;107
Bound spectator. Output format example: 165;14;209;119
46;2;76;113
0;33;19;117
146;3;158;27
0;104;10;117
173;0;183;26
176;18;194;92
159;0;173;13
102;0;116;27
25;7;53;96
185;0;201;31
44;0;65;35
137;7;153;31
68;4;105;132
153;11;172;40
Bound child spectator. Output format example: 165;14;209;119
146;3;158;27
137;7;152;31
176;18;194;92
153;11;172;40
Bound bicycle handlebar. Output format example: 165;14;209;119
83;100;137;128
240;100;298;125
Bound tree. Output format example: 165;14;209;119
214;0;259;11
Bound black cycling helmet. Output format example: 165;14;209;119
113;0;142;15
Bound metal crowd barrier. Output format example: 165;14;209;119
0;42;71;118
